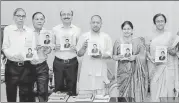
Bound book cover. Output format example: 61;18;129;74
40;30;53;47
76;93;94;101
120;44;132;59
60;36;72;51
155;46;167;62
88;41;100;56
93;95;110;102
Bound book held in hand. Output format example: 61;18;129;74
60;36;72;51
88;41;100;56
120;44;132;58
23;47;38;61
155;46;167;62
40;30;53;47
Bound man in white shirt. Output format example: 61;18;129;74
77;15;113;95
30;12;52;102
2;8;36;102
52;9;81;96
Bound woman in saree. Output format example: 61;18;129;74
111;21;148;102
148;13;179;102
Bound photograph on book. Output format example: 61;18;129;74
120;44;132;59
155;46;167;62
60;36;72;51
41;30;53;46
88;41;100;56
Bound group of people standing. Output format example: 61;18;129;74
1;7;179;102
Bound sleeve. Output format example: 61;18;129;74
51;29;57;50
103;35;113;57
2;27;13;57
113;40;120;56
31;32;37;51
76;28;81;43
136;37;147;56
76;34;86;52
51;29;56;45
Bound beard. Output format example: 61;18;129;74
92;27;100;32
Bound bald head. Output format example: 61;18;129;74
90;15;102;33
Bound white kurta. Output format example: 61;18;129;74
76;31;113;91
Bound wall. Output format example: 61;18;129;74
1;1;179;74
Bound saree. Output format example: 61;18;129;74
112;37;148;102
149;31;179;102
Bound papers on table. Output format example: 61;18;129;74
76;93;94;101
48;92;69;102
93;95;110;102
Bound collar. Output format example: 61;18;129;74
33;27;45;32
12;24;27;31
90;30;101;36
61;24;73;28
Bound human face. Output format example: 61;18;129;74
90;16;102;33
122;24;133;37
13;10;26;26
93;45;97;49
60;10;73;24
65;39;69;43
33;13;45;29
46;36;49;40
28;49;32;53
155;16;166;31
126;49;130;53
161;52;165;56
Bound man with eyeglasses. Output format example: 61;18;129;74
52;9;81;96
2;8;36;102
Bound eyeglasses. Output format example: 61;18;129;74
15;15;26;18
61;13;72;16
155;20;165;23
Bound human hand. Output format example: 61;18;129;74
70;45;77;52
82;39;88;50
54;44;61;51
30;59;39;64
91;50;102;58
13;53;24;61
129;55;136;61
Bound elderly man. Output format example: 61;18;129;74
77;15;113;95
2;8;36;102
52;9;81;96
31;12;52;102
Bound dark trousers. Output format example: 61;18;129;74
53;57;78;95
5;60;36;102
33;61;49;102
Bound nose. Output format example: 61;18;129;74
19;17;23;20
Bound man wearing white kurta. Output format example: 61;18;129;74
77;15;112;94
